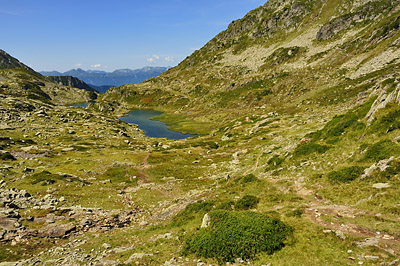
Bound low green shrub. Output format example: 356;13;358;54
0;152;16;161
293;142;330;156
372;108;400;133
239;173;259;184
234;195;259;210
172;200;214;226
183;210;292;264
378;160;400;180
363;140;399;161
30;171;81;185
31;171;62;185
266;155;285;170
327;166;365;183
306;99;373;142
215;200;234;210
286;208;304;218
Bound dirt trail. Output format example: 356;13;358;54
137;152;151;183
293;176;400;255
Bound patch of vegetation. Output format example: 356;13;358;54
0;152;16;161
216;79;273;107
369;14;400;45
293;142;330;157
234;195;259;210
362;140;399;162
191;141;219;150
327;166;365;183
371;107;400;133
239;173;259;184
266;155;285;170
382;77;396;87
373;159;400;181
260;46;306;70
286;208;304;218
232;35;251;55
30;171;64;185
101;166;138;184
153;113;213;135
172;200;214;226
215;201;234;210
305;98;374;146
183;210;292;264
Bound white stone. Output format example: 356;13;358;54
372;183;390;189
201;213;210;228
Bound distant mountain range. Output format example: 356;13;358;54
41;67;168;92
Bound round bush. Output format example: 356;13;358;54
183;210;292;263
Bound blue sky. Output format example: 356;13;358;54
0;0;266;72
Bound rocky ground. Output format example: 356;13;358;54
0;89;399;265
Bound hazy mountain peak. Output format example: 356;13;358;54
40;66;168;87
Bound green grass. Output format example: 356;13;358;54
362;140;399;162
171;200;215;226
234;194;260;210
370;105;400;133
293;142;330;157
100;166;138;184
29;171;76;185
327;166;365;183
266;155;285;170
153;113;214;135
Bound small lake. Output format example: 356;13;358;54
119;109;198;140
69;102;96;108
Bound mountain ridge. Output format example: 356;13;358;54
0;49;97;104
40;66;169;88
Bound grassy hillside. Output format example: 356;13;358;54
0;0;399;265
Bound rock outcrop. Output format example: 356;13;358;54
46;76;98;93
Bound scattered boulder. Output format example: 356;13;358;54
102;243;112;249
37;223;76;238
23;167;35;173
201;213;210;228
125;253;154;264
372;183;390;189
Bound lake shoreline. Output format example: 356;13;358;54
119;109;199;140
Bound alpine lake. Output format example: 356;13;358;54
119;109;199;140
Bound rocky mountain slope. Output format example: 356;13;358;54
0;50;97;105
45;76;98;93
103;0;399;114
0;50;35;73
1;0;400;265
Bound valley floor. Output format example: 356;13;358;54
0;95;399;266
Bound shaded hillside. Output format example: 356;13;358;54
0;50;97;104
0;49;36;73
46;76;98;93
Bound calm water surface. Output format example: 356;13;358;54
119;109;198;140
69;102;96;108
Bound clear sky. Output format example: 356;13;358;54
1;0;266;72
